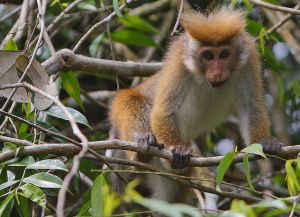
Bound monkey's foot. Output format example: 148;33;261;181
260;137;283;155
171;146;192;169
135;132;164;152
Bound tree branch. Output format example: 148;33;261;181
0;137;299;168
42;49;162;76
250;0;300;15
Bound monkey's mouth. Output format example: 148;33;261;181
209;79;228;88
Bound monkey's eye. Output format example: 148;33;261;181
219;49;230;59
202;50;214;60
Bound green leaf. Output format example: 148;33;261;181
89;32;105;57
26;159;68;171
61;72;84;110
3;142;17;151
0;180;19;191
138;198;202;217
171;204;202;217
23;172;63;189
8;156;35;167
242;154;255;191
18;112;35;140
45;105;90;127
242;0;252;10
112;0;123;17
20;184;46;207
0;192;14;217
285;160;300;196
216;152;235;192
15;194;30;217
91;174;104;216
262;46;287;72
230;199;256;217
138;199;180;217
119;16;157;33
36;120;66;142
77;200;91;216
247;19;265;37
4;38;18;51
254;199;287;209
22;103;32;116
220;212;246;217
111;30;158;47
241;143;266;159
77;2;97;11
259;28;266;55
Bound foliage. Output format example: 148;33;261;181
0;0;299;216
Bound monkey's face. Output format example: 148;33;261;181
199;45;237;88
184;35;241;88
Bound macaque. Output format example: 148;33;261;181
108;7;282;210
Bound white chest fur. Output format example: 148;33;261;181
176;81;236;141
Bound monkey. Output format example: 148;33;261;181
108;7;282;213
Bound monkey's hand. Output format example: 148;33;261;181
171;146;192;169
135;132;164;152
259;137;283;155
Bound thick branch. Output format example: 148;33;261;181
41;49;162;76
0;138;299;167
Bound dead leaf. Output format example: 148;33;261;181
0;51;29;102
0;50;23;77
0;50;55;110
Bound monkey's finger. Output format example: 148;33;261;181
138;137;150;152
261;140;283;155
183;153;191;167
171;149;180;169
156;143;165;149
178;153;187;169
265;143;282;155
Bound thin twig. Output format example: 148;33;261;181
288;196;299;217
250;0;300;15
29;0;84;48
0;5;22;22
171;0;184;36
255;3;300;42
0;102;17;131
47;0;83;32
72;0;132;52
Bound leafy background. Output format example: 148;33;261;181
0;0;299;216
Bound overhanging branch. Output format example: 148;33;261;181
42;49;162;76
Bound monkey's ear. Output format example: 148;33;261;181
181;9;246;43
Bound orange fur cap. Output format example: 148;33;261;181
181;8;246;44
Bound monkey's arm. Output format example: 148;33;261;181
150;73;192;169
110;89;161;162
238;49;282;154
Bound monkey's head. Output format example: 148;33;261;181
181;8;249;88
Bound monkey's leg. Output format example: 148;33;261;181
110;89;162;161
109;89;162;203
